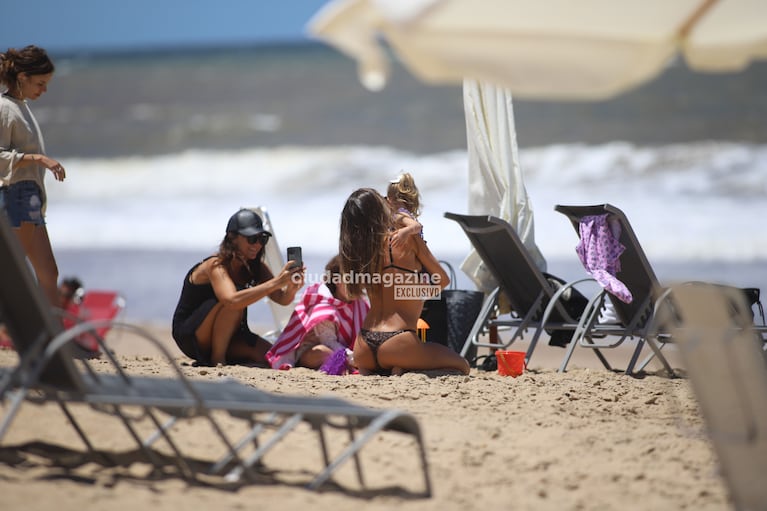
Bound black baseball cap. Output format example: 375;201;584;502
226;209;272;238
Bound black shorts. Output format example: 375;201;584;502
172;300;259;364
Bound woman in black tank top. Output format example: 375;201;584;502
171;209;304;366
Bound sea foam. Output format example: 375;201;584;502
47;141;767;262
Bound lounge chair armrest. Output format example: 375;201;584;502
42;321;209;407
544;276;599;324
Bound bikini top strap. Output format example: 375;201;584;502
384;238;420;274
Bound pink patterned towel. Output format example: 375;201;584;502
576;214;633;304
266;282;369;369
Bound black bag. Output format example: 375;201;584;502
540;272;589;348
722;286;763;325
421;261;485;359
444;288;485;357
420;297;447;345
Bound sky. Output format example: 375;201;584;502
0;0;328;53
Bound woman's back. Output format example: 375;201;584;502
365;236;425;330
340;187;468;375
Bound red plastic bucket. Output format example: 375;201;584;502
496;350;525;377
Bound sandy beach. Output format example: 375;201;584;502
2;6;764;511
0;324;732;511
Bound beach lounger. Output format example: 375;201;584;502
444;212;595;368
656;283;767;510
0;212;431;495
554;204;678;375
555;203;766;376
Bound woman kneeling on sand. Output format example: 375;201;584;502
339;188;470;375
172;209;304;366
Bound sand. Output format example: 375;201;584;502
0;324;731;511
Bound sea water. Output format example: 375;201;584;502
34;43;767;324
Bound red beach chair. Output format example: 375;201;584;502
62;290;126;353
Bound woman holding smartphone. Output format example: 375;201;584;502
172;209;304;366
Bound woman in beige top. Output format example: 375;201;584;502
0;45;66;306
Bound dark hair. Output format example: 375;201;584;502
339;188;392;299
58;276;84;305
216;232;267;287
324;254;342;297
61;276;83;290
0;45;55;89
59;276;83;298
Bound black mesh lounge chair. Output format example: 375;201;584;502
655;283;767;510
0;212;431;495
444;212;595;368
557;203;767;376
554;204;677;375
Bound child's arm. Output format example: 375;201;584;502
390;214;423;248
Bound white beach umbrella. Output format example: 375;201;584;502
308;0;767;289
461;79;546;291
308;0;767;100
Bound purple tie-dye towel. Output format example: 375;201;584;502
576;214;633;304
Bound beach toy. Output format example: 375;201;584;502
495;350;525;377
319;347;351;375
417;318;429;342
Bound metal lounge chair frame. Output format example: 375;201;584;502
0;212;431;495
444;212;595;368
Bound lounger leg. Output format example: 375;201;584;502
209;414;274;476
144;407;198;480
0;389;28;443
624;339;646;375
225;413;304;483
343;422;366;487
0;338;62;442
582;299;618;371
109;405;196;480
558;334;580;372
307;410;432;497
199;409;259;481
142;416;179;448
559;292;603;372
626;292;676;377
2;390;117;466
580;336;615;372
632;342;659;374
528;279;592;367
632;337;675;377
55;401;109;462
460;288;498;359
524;328;544;367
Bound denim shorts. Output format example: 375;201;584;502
0;181;45;227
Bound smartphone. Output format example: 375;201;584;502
287;246;302;269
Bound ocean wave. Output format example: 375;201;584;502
45;142;767;261
521;141;767;197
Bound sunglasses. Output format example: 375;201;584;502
245;233;270;245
